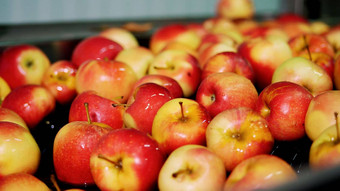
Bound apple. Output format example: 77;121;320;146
201;51;255;82
216;0;254;20
149;24;201;54
71;36;123;68
310;21;330;35
334;54;340;90
90;128;165;191
123;83;173;134
276;13;309;24
132;74;183;98
53;107;113;186
0;76;11;102
0;107;28;130
272;57;333;96
0;173;50;191
0;122;40;177
186;22;208;39
198;42;237;68
41;60;78;105
224;154;297;191
148;49;201;98
1;84;56;129
158;144;226;191
242;26;289;42
196;72;258;118
323;24;340;53
160;41;198;58
69;90;125;130
299;52;335;81
75;59;137;103
238;35;293;90
0;44;51;89
206;107;274;171
254;81;313;141
197;33;237;55
305;90;340;141
99;27;139;49
115;46;154;79
235;19;259;36
152;98;211;155
288;34;335;57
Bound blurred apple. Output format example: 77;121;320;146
123;83;173;134
197;33;237;55
132;74;183;98
310;21;330;35
254;81;313;141
69;91;125;130
0;44;51;89
216;0;254;20
1;84;56;129
206;107;274;171
276;13;309;24
334;54;340;89
0;173;50;191
242;26;289;42
196;72;258;118
41;60;78;105
305;90;340;141
99;27;139;49
224;154;297;191
115;46;154;79
201;51;255;82
0;107;28;130
160;41;198;58
152;98;211;155
148;49;201;98
0;122;40;177
90;128;165;191
158;144;226;191
198;42;237;68
272;57;333;96
0;76;11;102
71;36;123;68
75;59;137;103
323;24;340;53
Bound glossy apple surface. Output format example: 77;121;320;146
0;107;28;130
0;173;50;191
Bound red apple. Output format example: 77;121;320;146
71;36;123;68
41;60;78;105
197;33;237;55
198;42;237;68
69;91;125;130
0;44;51;89
0;107;28;130
90;128;165;191
75;59;137;103
0;173;50;191
1;85;56;129
206;107;274;172
123;83;173;134
242;26;289;42
276;13;309;24
201;51;255;82
254;81;313;141
216;0;254;20
132;74;183;98
0;122;40;177
99;27;139;49
196;72;258;118
152;98;211;155
299;52;335;81
148;49;201;98
334;55;340;89
158;144;226;191
224;154;297;191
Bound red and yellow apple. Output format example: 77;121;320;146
0;107;28;130
0;173;50;191
99;27;139;49
216;0;254;20
0;76;11;102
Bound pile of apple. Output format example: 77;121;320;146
1;0;340;190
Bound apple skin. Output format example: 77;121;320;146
216;0;254;20
224;154;297;191
0;76;11;102
196;72;258;118
149;24;201;54
276;13;309;24
158;144;226;191
53;121;113;186
41;60;78;105
0;107;28;130
132;74;183;98
238;36;293;90
272;57;333;96
334;55;340;90
99;27;139;49
323;24;340;53
71;36;123;68
1;84;56;129
242;26;289;42
123;83;173;134
309;124;340;170
148;50;201;98
197;33;237;57
0;173;50;191
0;122;41;177
90;128;165;191
152;98;211;155
198;42;237;68
69;91;125;130
201;51;255;82
206;107;274;172
299;52;335;81
75;59;137;103
0;44;51;89
254;81;313;141
305;90;340;141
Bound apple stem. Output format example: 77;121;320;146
335;112;339;143
50;174;61;191
153;63;175;70
303;35;313;61
179;101;187;122
172;168;193;179
97;154;123;171
112;103;129;108
84;102;92;124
